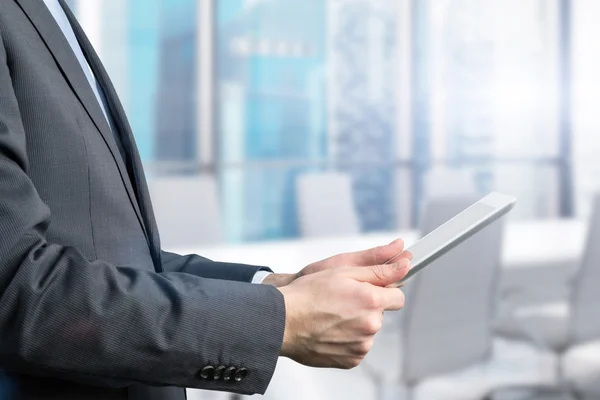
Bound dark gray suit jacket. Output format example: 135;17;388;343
0;1;286;399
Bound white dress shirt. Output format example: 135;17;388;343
43;0;115;131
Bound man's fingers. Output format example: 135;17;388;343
346;258;410;287
337;239;409;267
378;286;406;311
386;282;406;289
385;250;413;265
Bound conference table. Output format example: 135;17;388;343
173;219;587;301
177;219;587;400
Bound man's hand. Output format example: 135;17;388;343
299;238;411;278
262;239;412;287
277;258;410;369
262;273;296;287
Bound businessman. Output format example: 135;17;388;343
0;1;411;399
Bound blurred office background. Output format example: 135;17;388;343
66;0;600;399
65;0;600;242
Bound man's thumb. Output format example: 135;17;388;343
348;258;410;287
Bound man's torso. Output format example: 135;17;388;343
0;1;183;399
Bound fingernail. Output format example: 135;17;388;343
389;238;400;245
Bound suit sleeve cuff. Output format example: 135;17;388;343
162;252;273;283
183;279;286;395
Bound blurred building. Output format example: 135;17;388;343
327;0;399;232
66;0;600;244
420;0;563;219
433;0;496;190
573;0;600;217
154;0;197;163
216;0;327;241
216;0;401;241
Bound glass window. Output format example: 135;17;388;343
414;0;563;220
215;0;329;241
69;0;579;244
573;0;600;217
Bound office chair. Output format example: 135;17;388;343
494;194;600;399
361;196;556;400
296;172;361;238
149;175;224;248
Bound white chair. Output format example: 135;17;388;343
149;175;224;248
296;172;361;238
494;194;600;398
361;196;557;400
424;167;477;199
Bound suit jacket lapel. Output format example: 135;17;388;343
14;0;111;142
15;0;157;264
57;0;163;269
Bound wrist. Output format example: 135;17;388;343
276;285;296;359
262;273;296;287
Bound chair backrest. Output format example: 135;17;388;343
401;196;505;384
425;167;477;199
149;175;224;248
296;172;361;238
571;194;600;344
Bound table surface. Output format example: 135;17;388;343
170;219;587;275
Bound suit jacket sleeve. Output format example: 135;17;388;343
160;251;273;283
0;32;284;395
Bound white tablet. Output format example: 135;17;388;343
388;192;517;285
